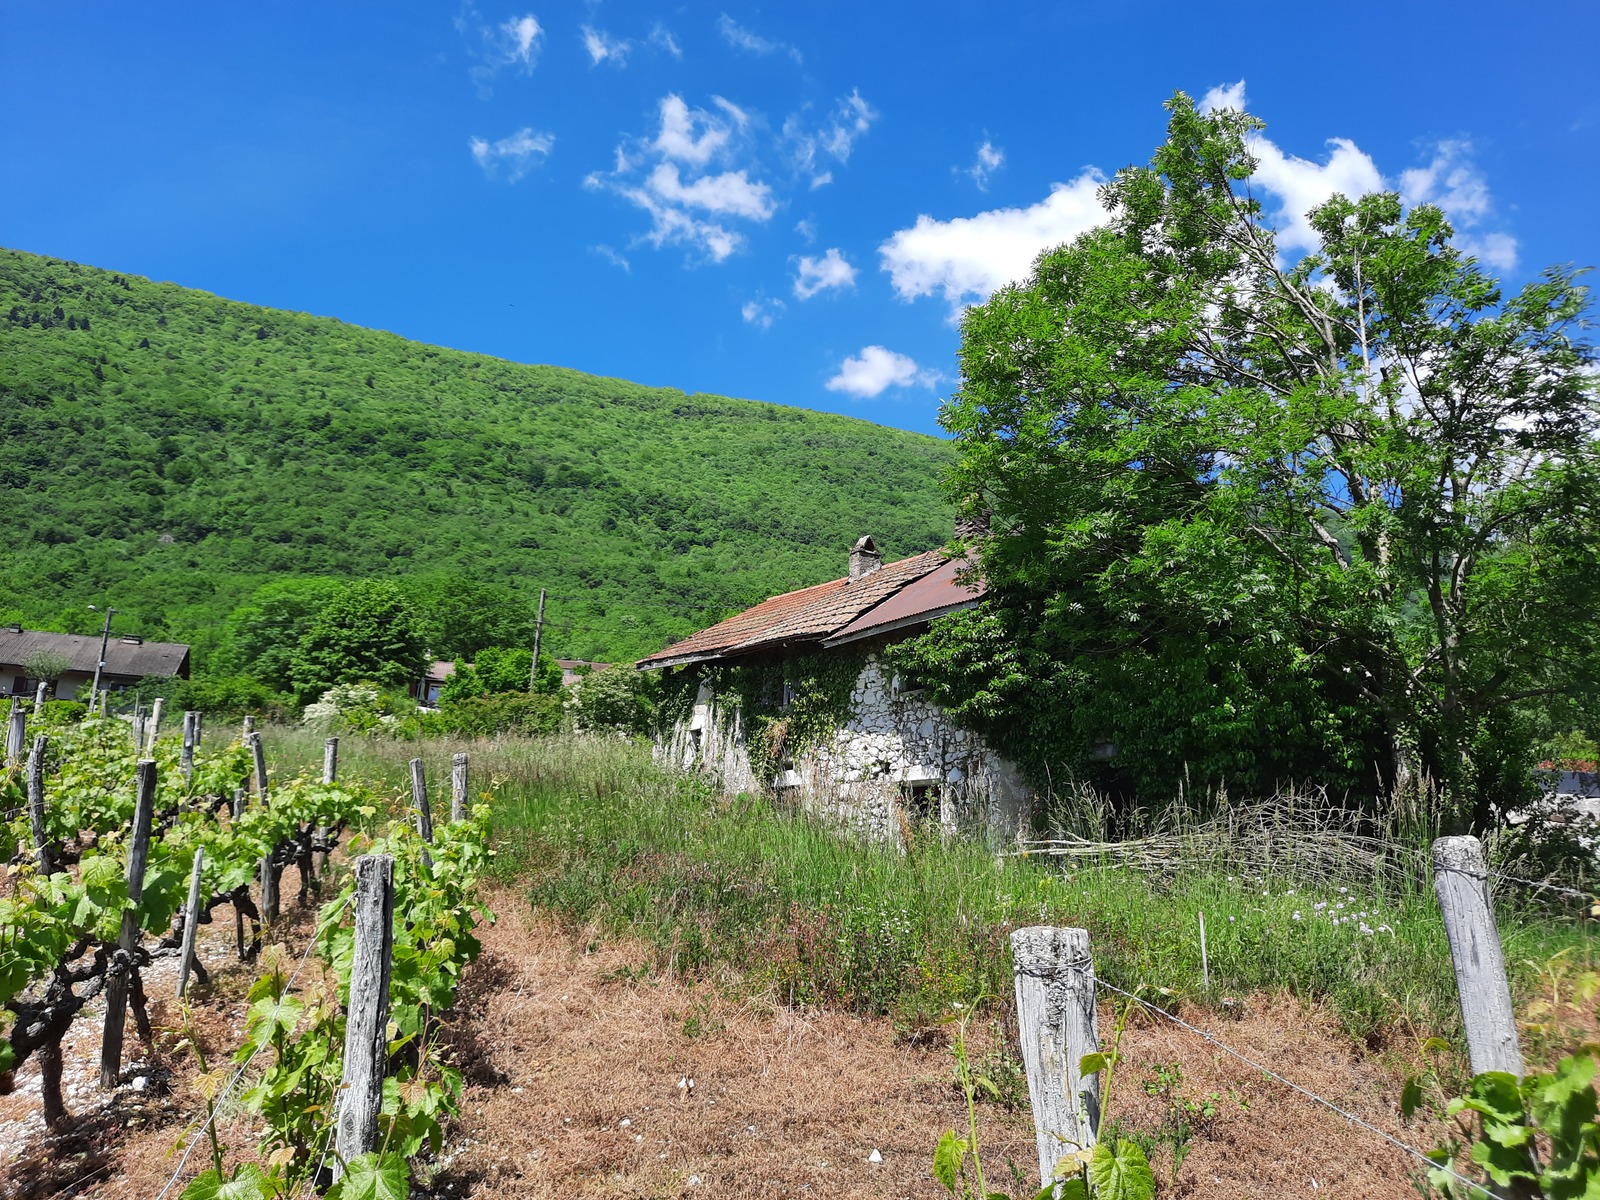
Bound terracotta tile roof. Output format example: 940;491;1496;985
638;548;951;667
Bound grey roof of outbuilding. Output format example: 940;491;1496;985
0;628;191;678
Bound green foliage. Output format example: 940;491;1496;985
440;646;559;702
710;649;863;786
904;91;1600;815
0;247;954;666
289;580;428;701
568;665;657;736
1427;1053;1600;1197
211;577;343;688
413;692;565;739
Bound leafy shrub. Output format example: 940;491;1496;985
567;665;656;735
415;692;564;738
178;674;287;719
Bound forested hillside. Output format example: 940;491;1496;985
0;248;954;664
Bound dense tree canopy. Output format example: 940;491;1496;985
0;248;954;666
894;94;1600;817
290;580;429;701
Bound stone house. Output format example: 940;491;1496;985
636;532;1031;843
0;625;190;700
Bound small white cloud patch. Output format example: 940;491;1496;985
649;23;682;58
793;248;856;299
469;127;555;181
965;140;1004;191
582;26;631;66
457;8;545;95
715;13;801;63
826;346;939;399
1401;139;1518;270
880;173;1106;313
784;90;876;188
741;296;785;329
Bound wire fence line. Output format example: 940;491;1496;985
153;891;354;1200
1091;974;1489;1198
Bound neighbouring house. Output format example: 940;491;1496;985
413;660;457;708
636;528;1032;843
557;659;610;687
0;625;191;700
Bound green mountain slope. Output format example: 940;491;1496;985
0;248;955;664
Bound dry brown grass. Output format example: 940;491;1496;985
1;880;1455;1200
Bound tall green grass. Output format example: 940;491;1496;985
264;729;1592;1052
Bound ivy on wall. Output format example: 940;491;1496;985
656;650;866;789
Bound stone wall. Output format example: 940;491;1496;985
658;652;1032;844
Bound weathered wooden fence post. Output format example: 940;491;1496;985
260;851;279;926
145;697;164;753
27;735;51;875
1433;835;1524;1079
242;714;255;738
313;737;338;878
249;731;269;804
101;759;156;1088
177;847;205;999
231;786;246;819
5;696;25;768
451;752;469;822
1012;925;1100;1187
34;681;47;709
333;853;395;1177
180;710;198;781
410;757;434;843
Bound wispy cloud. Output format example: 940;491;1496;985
587;93;773;263
469;127;554;180
826;345;940;399
783;90;877;188
457;7;545;96
649;23;682;57
741;295;785;329
879;173;1106;314
963;140;1005;191
794;218;817;243
716;13;801;63
1401;139;1518;270
581;25;631;67
1206;80;1517;269
591;244;630;271
793;248;856;299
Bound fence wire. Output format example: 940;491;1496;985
1092;974;1490;1198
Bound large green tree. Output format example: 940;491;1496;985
895;94;1600;818
289;580;429;701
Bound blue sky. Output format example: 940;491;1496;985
3;2;1596;437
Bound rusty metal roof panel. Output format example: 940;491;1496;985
824;553;984;643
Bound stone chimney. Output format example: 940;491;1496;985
848;535;882;582
954;509;991;541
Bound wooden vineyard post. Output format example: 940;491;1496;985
314;737;338;877
180;710;198;781
242;714;254;738
5;696;24;768
260;851;279;927
411;757;434;842
145;697;164;753
27;735;51;875
451;753;469;822
101;759;156;1088
1011;926;1100;1187
249;731;269;804
232;786;246;819
34;680;47;709
333;854;395;1177
1433;836;1524;1079
177;847;205;999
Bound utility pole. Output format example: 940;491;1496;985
528;589;546;693
87;605;116;712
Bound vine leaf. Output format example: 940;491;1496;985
326;1152;409;1200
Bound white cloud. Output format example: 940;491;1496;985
716;13;801;63
964;140;1005;191
607;183;744;261
457;8;545;95
1249;136;1385;255
649;23;682;57
879;172;1106;311
741;296;785;329
582;25;631;66
826;346;939;399
648;163;775;219
653;94;744;165
784;90;877;187
469;127;554;180
1401;139;1518;270
794;218;817;243
592;244;631;271
793;248;856;299
1199;79;1247;114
